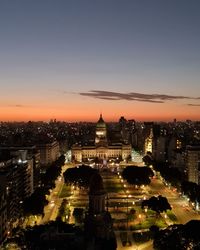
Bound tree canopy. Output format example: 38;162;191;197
122;166;154;186
63;165;98;188
154;220;200;250
181;181;200;203
143;153;154;166
142;195;171;214
153;162;185;189
23;187;48;216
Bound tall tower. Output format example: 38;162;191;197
85;173;117;249
95;114;107;146
89;173;106;214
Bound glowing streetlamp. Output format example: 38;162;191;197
138;214;142;223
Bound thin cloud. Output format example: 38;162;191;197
79;90;197;104
3;104;30;108
15;104;26;108
187;104;200;107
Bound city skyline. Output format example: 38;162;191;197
1;1;200;122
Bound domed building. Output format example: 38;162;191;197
95;114;107;146
72;114;131;163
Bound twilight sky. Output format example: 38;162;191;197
0;0;200;122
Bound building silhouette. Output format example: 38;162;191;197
84;172;117;250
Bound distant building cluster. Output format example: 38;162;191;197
0;120;66;244
141;120;200;186
1;117;200;246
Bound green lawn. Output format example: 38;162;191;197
130;216;167;230
155;217;168;228
166;210;178;222
146;209;156;216
103;180;124;193
59;184;71;198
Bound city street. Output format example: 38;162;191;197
149;177;200;224
35;161;200;249
38;163;71;224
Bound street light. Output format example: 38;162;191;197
138;214;142;223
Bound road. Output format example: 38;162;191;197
149;177;200;224
38;163;71;224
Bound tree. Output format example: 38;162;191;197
122;166;154;186
153;220;200;250
57;199;70;222
143;153;154;166
23;187;48;216
142;195;171;215
152;161;185;189
128;208;136;221
73;208;84;223
41;155;65;190
149;225;160;238
22;221;84;250
63;165;98;188
181;181;199;202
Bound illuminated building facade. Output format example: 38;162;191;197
72;115;131;163
0;178;7;244
186;145;200;185
37;141;60;166
144;128;153;154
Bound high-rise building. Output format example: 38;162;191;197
0;146;40;192
37;141;60;166
186;145;200;184
0;177;7;244
0;152;33;232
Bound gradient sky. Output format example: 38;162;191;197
0;0;200;122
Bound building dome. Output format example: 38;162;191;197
96;114;106;129
89;173;105;195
